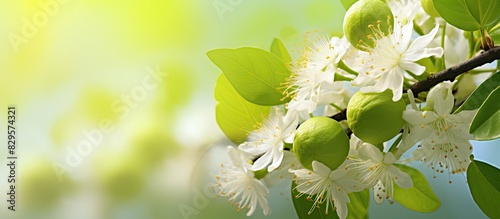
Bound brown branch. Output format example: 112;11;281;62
409;46;500;96
328;48;500;123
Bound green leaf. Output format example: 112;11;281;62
291;182;369;219
470;86;500;140
214;74;270;144
346;190;369;219
433;0;500;31
270;38;292;64
340;0;358;10
207;47;292;106
467;160;500;219
393;164;440;212
455;72;500;113
292;182;339;219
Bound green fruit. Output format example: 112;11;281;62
421;0;440;17
343;0;393;50
340;0;359;10
347;90;405;145
293;117;349;170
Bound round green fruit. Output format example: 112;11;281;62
421;0;440;17
347;89;405;145
343;0;393;50
293;117;349;170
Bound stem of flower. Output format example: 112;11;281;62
335;73;354;81
338;60;358;76
330;103;343;112
413;21;424;36
468;31;476;59
440;23;447;70
388;134;402;154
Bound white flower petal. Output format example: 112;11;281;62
406;24;440;56
387;69;405;101
312;160;332;175
397;22;413;52
398;123;424;155
382;152;397;165
373;180;386;204
388;165;413;188
349;134;364;157
336;178;366;192
334;198;349;219
403;109;439;126
357;144;383;162
268;148;284;172
238;141;268;155
252;150;273;171
404;47;444;62
292;159;364;218
258;194;272;216
264;151;300;187
228;146;246;170
217;147;270;216
283;112;299;142
399;61;426;75
451;110;476;126
427;81;454;116
361;68;404;101
352;72;373;87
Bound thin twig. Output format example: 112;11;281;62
327;48;500;123
409;47;500;96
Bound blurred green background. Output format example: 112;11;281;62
0;0;498;219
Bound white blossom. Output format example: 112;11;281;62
348;143;413;204
215;146;271;216
352;22;443;101
387;0;421;25
239;107;298;172
290;161;365;219
263;151;301;187
286;36;351;113
403;82;476;175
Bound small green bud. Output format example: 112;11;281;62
253;168;269;180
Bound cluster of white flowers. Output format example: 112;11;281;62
402;82;476;177
214;0;480;218
286;35;352;117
